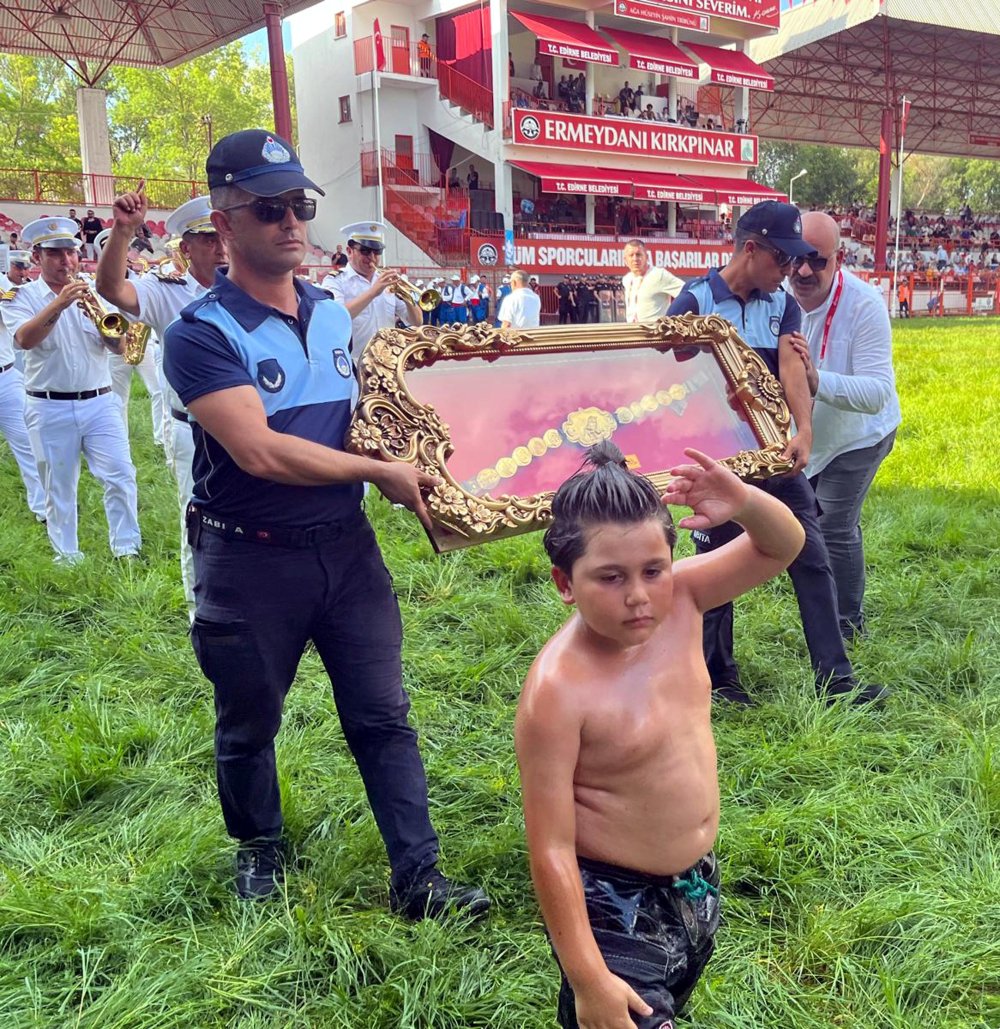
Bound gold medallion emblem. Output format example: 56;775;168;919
615;406;634;424
512;446;532;467
669;383;688;401
496;457;518;478
655;390;672;406
543;428;562;448
562;407;617;447
528;436;547;457
477;468;501;490
640;394;658;412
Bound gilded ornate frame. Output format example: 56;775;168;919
347;316;792;552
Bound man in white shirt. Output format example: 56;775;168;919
96;190;227;609
787;211;901;640
621;238;684;322
497;269;541;329
0;251;46;520
328;222;421;355
2;217;141;563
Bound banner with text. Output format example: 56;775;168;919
629;0;779;29
614;0;710;32
471;235;732;275
512;109;758;166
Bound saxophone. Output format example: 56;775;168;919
75;276;152;366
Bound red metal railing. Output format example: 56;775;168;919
354;35;438;79
437;62;493;128
360;146;452;190
0;168;202;209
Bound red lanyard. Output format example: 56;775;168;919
819;271;844;361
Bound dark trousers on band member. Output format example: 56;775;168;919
189;515;439;885
694;472;854;689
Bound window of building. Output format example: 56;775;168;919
334;11;346;37
339;95;352;123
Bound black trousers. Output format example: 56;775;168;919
556;854;720;1029
558;302;577;325
189;513;439;886
692;472;855;689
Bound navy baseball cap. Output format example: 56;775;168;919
207;129;325;197
737;201;815;257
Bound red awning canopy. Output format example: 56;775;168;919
685;174;787;206
682;43;775;91
630;171;717;205
511;12;620;67
511;162;633;197
600;27;700;80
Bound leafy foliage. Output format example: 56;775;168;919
0;55;81;170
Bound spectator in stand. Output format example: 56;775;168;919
497;270;541;329
658;104;674;123
81;209;104;261
639;104;656;122
509;51;515;77
8;231;18;250
467;164;479;190
936;242;948;271
633;84;644;111
448;167;461;191
67;209;83;241
418;34;433;77
618;81;634;116
529;60;542;81
532;79;549;102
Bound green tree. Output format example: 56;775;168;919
105;44;282;186
0;55;80;169
757;141;877;209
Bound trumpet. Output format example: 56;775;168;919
382;271;441;312
75;276;152;366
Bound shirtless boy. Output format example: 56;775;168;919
515;442;805;1029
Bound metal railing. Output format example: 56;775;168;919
354;35;437;79
0;168;203;209
437;62;493;128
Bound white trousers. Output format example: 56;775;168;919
109;342;164;445
166;412;196;609
24;392;142;562
0;367;45;518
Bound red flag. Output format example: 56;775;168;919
373;18;386;71
900;96;911;139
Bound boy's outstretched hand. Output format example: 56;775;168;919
663;447;749;530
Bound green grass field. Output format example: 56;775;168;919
1;318;998;1028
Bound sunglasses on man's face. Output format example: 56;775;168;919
753;240;794;269
792;254;831;272
221;197;317;223
352;245;380;257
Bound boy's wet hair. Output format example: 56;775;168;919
543;440;676;575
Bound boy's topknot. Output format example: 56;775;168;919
544;440;676;574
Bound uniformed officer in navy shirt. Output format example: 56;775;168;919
163;129;491;916
668;202;888;708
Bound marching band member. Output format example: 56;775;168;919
3;251;33;371
328;221;421;355
0;251;46;520
441;273;470;325
1;217;141;563
622;238;684;322
96;190;227;612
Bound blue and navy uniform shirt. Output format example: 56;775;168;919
667;268;801;378
163;270;362;527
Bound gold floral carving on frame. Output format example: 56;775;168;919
346;316;793;552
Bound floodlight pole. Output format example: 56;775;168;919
874;107;893;272
890;96;908;318
263;2;293;142
788;168;807;205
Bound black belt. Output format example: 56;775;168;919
0;362;13;373
171;408;192;424
27;386;112;401
186;504;365;548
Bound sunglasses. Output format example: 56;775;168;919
220;197;317;223
792;254;831;272
351;245;381;257
753;239;794;269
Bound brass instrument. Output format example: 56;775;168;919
165;237;190;275
75;276;151;366
383;271;441;312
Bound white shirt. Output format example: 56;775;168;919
497;287;541;328
2;277;112;392
622;266;685;322
0;273;17;365
131;271;208;413
329;263;409;354
797;269;902;476
443;282;471;305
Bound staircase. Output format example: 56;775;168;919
384;183;470;265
